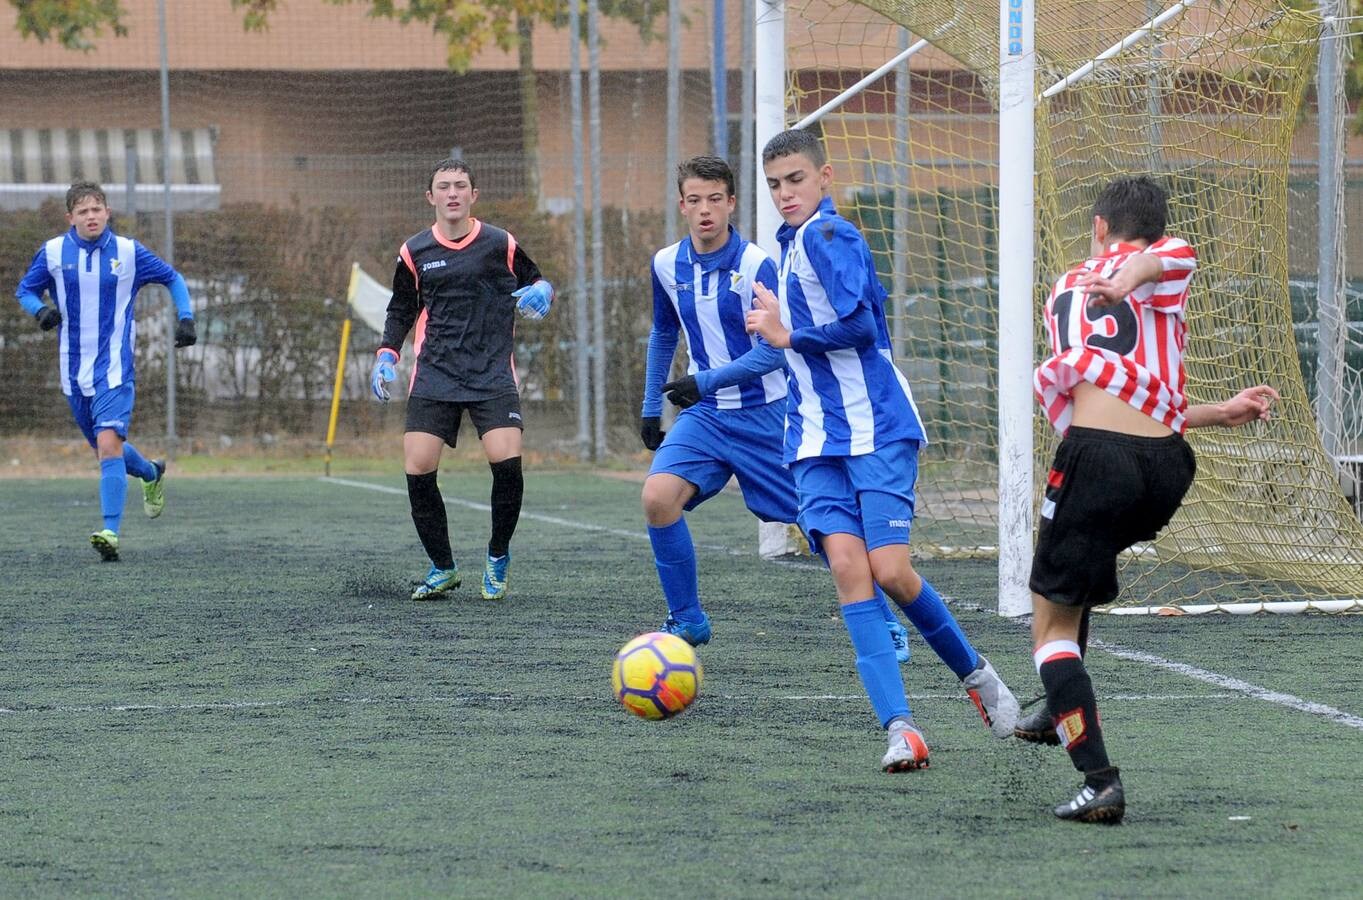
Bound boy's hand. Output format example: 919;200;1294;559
174;318;197;348
639;416;665;451
1220;384;1280;427
371;349;398;402
662;376;701;409
513;280;553;320
746;283;791;349
35;306;61;331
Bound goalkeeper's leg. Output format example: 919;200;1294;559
405;431;457;599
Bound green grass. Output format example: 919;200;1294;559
2;471;1361;897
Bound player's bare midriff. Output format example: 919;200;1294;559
1069;381;1174;437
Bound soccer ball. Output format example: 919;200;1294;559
611;631;702;720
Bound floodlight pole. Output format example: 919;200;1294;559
158;0;178;453
570;0;590;460
1317;2;1345;461
997;0;1035;617
588;0;607;459
754;0;785;258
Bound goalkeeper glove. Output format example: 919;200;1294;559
513;280;553;320
35;306;61;331
640;416;665;451
661;376;701;409
371;349;398;403
174;318;197;348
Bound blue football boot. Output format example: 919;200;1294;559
888;618;911;665
411;563;460;601
661;612;711;647
480;551;510;600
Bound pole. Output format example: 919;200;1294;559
666;0;681;242
892;28;911;359
754;0;785;258
713;0;729;157
997;0;1035;617
589;0;607;459
324;264;360;477
739;0;755;239
570;0;590;461
158;0;178;453
1317;1;1344;461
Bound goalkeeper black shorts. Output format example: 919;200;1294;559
1029;426;1196;608
405;392;523;447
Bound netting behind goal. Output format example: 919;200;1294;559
785;0;1363;610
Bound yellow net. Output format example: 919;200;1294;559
784;0;1363;610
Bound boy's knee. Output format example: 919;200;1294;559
641;475;692;526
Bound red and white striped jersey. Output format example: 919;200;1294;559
1034;236;1197;434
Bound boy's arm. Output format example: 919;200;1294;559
642;268;681;419
746;281;875;352
510;242;554;319
1185;385;1280;429
16;247;55;319
1078;238;1197;310
379;249;420;357
672;255;787;403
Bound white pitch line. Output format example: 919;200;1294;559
322;477;1363;732
0;692;1236;717
1092;640;1363;731
324;476;827;568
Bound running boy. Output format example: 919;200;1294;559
745;129;1019;771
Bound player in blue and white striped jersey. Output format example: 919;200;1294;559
640;156;908;653
743;130;1018;772
15;181;196;562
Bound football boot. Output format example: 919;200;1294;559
962;655;1020;738
411;563;460;601
90;529;120;562
480;551;510;600
881;718;930;772
660;613;711;647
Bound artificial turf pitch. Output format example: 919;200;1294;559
2;470;1360;896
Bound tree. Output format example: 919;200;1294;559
10;0;665;204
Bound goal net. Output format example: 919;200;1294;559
782;0;1363;612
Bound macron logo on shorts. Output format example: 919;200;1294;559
886;518;912;529
97;417;127;430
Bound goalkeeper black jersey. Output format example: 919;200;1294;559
379;219;542;402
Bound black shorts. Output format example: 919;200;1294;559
405;393;523;447
1029;426;1196;608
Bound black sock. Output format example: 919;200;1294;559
488;456;523;558
1039;656;1115;787
407;471;453;570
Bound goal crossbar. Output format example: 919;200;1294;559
1041;0;1197;98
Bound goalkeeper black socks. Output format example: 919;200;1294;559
487;456;523;558
1035;641;1112;781
407;471;454;570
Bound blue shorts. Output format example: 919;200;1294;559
67;384;135;447
648;401;796;523
791;439;921;553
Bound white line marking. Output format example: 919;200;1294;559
0;692;1235;716
323;476;787;560
322;477;1363;732
1092;640;1363;731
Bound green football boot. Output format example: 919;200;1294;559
142;459;167;519
90;529;120;562
411;563;460;601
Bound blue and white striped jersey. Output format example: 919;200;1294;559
777;197;926;461
17;226;179;397
646;227;785;412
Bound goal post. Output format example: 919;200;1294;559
759;0;1363;613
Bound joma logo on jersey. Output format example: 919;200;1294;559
421;260;447;272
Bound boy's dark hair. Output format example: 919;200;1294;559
1092;176;1167;243
429;157;475;191
66;181;107;212
761;128;826;167
676;156;735;197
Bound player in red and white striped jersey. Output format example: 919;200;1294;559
1019;176;1279;824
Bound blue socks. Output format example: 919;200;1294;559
896;579;979;679
649;518;702;623
99;456;127;532
122;442;157;482
841;598;910;727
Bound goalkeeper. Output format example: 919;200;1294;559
642;155;908;658
1023;175;1279;823
371;158;553;602
14;180;196;562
